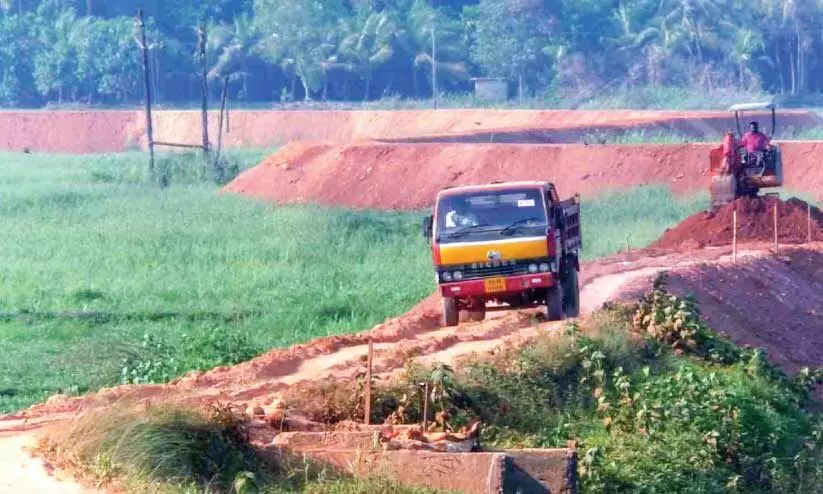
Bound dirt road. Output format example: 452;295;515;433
2;243;822;492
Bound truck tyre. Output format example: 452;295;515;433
546;284;564;321
442;297;459;327
563;265;580;318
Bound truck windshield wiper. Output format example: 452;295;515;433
446;223;490;238
499;217;543;236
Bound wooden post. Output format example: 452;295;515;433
364;340;373;425
625;236;630;253
197;24;210;155
773;202;779;252
733;209;737;263
225;93;230;134
809;202;813;244
422;382;430;431
213;76;229;180
431;21;437;110
136;9;155;179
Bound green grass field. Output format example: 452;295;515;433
0;151;707;413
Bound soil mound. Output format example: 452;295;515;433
225;141;823;209
652;196;823;249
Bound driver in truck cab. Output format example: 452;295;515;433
445;197;479;228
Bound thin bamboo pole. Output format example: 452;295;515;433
808;202;813;244
364;340;373;425
733;210;737;263
773;203;779;252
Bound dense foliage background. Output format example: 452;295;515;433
1;0;821;107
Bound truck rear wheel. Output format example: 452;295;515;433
546;284;564;321
563;265;580;318
442;297;459;327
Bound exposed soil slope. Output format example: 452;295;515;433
665;248;823;374
0;109;820;153
224;141;823;209
653;196;823;249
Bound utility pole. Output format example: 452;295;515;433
431;21;437;110
136;8;155;179
198;24;210;155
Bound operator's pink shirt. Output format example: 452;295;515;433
741;131;769;153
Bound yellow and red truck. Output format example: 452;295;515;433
422;181;582;326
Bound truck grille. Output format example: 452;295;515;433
438;260;546;282
461;263;529;280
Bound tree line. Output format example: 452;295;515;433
0;0;821;107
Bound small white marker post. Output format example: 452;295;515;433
733;209;737;263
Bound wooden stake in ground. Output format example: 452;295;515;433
364;340;373;425
733;209;738;263
773;202;779;252
422;382;430;432
136;9;155;179
809;202;813;244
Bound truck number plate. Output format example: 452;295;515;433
484;277;507;293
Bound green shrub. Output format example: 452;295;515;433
360;281;823;493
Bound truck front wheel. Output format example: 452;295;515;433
546;284;564;321
442;297;459;327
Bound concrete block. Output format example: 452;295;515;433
264;431;578;493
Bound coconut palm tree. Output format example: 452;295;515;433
406;0;469;97
207;13;260;99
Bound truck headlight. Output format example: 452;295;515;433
539;263;550;272
528;263;538;273
442;272;453;282
453;271;463;281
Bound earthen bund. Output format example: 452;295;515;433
1;109;819;154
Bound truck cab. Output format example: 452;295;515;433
422;181;582;326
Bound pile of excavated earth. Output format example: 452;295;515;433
652;196;823;249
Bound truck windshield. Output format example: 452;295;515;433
435;188;548;244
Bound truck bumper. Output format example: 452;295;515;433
439;273;555;298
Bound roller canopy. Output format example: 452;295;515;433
728;102;776;112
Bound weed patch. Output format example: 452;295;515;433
38;403;452;494
290;276;823;493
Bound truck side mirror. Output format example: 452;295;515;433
422;215;433;241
